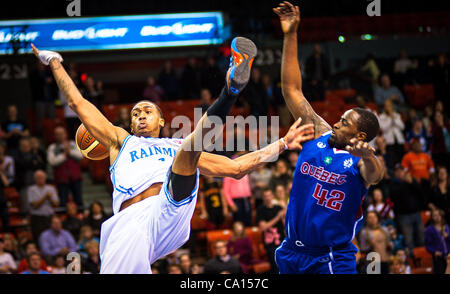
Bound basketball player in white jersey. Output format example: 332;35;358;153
31;39;314;274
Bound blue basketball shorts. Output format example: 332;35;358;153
275;239;358;274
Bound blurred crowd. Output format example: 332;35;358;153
0;44;449;274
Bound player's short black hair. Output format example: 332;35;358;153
133;100;164;120
352;108;380;142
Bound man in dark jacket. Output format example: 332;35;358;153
203;240;242;274
304;44;331;101
389;164;425;254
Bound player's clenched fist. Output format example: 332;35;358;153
273;1;301;34
345;138;376;158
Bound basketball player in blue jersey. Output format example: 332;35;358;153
30;39;315;273
273;2;385;274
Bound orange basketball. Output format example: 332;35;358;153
75;124;109;160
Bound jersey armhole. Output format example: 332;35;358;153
109;135;132;172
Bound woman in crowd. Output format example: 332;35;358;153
424;209;450;274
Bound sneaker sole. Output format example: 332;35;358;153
229;37;258;92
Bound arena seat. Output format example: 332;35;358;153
420;210;431;227
403;84;435;109
412;246;433;271
244;227;271;273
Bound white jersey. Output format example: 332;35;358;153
109;135;184;214
100;134;199;274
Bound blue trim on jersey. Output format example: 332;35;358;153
286;132;368;248
109;135;132;172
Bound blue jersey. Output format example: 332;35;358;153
286;131;368;248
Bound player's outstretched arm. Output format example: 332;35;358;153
345;138;384;188
274;1;331;138
198;119;314;179
31;44;128;152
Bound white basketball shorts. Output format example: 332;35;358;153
99;170;199;274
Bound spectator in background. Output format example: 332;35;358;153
257;187;285;273
39;215;78;263
83;201;109;238
47;126;83;210
203;240;242;274
197;88;213;115
367;188;395;226
374;74;405;109
389;164;425;253
158;60;181;100
167;264;183;274
20;252;49;274
358;211;392;274
422;105;435;131
429;166;450;225
406;119;432;153
58;88;80;139
226;221;255;274
424;209;450;274
28;170;59;242
82;240;100;274
113;107;131;133
15;137;43;214
0;163;10;232
83;76;104;109
360;53;381;85
50;254;67;274
0;142;14;185
286;151;299;171
2;234;20;261
261;73;274;103
393;49;418;86
142;76;164;103
77;225;99;259
406;118;433;153
387;225;406;254
29;137;47;171
0;238;17;274
201;56;224;98
17;241;48;274
269;159;293;190
181;57;201;99
271;74;292;127
304;44;331;101
179;253;200;274
222;171;252;227
199;176;228;229
404;108;418;134
274;184;289;208
29;61;56;135
379;99;405;169
431;111;450;167
1;105;30;158
401;139;435;184
249;165;272;210
242;67;269;118
63;202;83;241
431;53;450;115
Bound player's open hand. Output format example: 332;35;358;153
283;118;314;151
31;43;63;66
273;1;301;34
345;138;376;158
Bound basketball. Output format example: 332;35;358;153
75;124;109;160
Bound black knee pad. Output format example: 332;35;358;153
167;168;197;202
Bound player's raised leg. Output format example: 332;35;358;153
168;37;258;201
